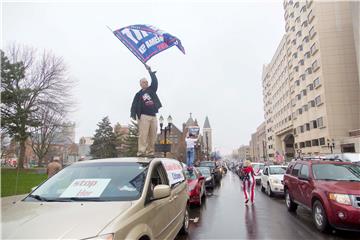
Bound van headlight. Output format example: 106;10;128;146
83;233;114;240
329;193;351;205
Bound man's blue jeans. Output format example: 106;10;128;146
186;148;195;167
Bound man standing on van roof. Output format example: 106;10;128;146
131;65;162;157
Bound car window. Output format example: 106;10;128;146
199;162;215;168
269;166;287;175
184;169;198;180
299;164;309;178
312;164;360;181
26;162;148;202
263;167;268;175
197;167;211;177
291;164;302;176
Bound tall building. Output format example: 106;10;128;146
238;145;251;161
263;0;360;160
263;35;293;161
202;116;212;157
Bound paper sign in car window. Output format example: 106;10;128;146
162;160;185;186
60;178;111;198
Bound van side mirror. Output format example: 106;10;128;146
153;185;170;200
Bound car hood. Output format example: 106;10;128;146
315;180;360;194
2;199;132;239
269;174;284;181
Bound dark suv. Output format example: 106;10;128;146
283;158;360;232
199;161;222;183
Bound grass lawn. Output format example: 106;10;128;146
1;168;47;197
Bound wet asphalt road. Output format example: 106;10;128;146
176;171;360;240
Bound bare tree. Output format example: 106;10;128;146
29;107;63;167
1;44;74;169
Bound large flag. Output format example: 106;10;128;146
112;24;185;64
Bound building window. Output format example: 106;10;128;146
294;1;300;8
308;10;315;23
300;142;305;148
300;5;307;13
312;60;320;71
296;30;302;38
290;12;295;18
306;123;310;131
294;143;298;148
291;26;296;32
292;52;298;59
299;59;304;66
300;74;306;81
317;117;324;128
303;36;309;44
307;83;314;91
295;79;300;86
319;137;325;145
297;94;301;100
313;77;321;88
304;51;310;59
305;67;312;75
294;66;299;72
292;38;297;45
300;125;304;133
309;26;316;39
301;20;308;28
298;45;303;52
295;16;301;23
311;43;318;55
306;141;311;147
302;89;307;96
315;95;322;106
298;108;303;115
308;100;315;108
303;105;309;112
312;139;319;146
312;120;317;129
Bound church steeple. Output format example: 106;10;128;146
203;116;211;129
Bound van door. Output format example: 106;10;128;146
146;163;173;239
162;160;187;235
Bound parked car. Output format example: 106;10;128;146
2;158;189;240
283;158;360;232
251;162;265;184
197;166;215;189
261;165;287;197
183;167;206;206
199;161;222;183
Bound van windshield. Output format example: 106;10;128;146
25;162;149;202
312;164;360;181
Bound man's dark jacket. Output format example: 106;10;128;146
131;71;162;120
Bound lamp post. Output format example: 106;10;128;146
159;115;172;157
296;149;302;159
327;138;335;154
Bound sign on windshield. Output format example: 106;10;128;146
60;178;111;198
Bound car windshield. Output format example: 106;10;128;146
199;162;215;168
252;164;264;171
197;167;211;177
312;163;360;181
269;166;286;175
25;162;148;202
184;169;198;180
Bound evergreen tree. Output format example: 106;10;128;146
90;116;117;159
122;120;139;157
114;122;124;157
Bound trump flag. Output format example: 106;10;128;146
112;24;185;64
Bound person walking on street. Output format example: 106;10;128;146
131;65;162;157
47;159;62;178
185;133;198;167
241;160;256;204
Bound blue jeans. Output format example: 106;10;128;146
186;148;195;167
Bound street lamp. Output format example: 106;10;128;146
296;149;302;159
159;115;172;157
327;138;335;154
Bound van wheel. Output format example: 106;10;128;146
285;189;297;212
180;207;189;235
313;200;330;232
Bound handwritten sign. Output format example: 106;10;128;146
60;178;111;198
162;160;185;186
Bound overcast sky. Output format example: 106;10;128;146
2;0;285;155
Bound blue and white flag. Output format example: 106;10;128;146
112;24;185;64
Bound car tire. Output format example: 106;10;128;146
261;184;265;193
179;207;189;235
312;200;330;232
267;182;273;197
285;188;297;212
